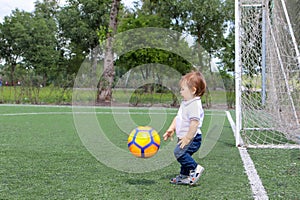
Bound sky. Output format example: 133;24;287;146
0;0;135;22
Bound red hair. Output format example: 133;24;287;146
180;71;206;97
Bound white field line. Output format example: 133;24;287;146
0;104;227;116
225;111;269;200
0;112;176;116
0;111;226;117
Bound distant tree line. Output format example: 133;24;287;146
0;0;235;105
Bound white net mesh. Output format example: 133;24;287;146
238;0;300;148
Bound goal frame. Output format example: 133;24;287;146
234;0;300;148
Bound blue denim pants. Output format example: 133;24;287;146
174;133;202;176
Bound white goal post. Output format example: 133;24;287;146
235;0;300;148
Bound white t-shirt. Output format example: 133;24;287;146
175;97;204;138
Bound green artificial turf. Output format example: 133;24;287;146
4;105;298;199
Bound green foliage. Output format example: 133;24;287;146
118;10;170;31
58;0;110;50
0;10;32;85
24;10;59;78
0;2;60;87
242;91;263;109
0;0;236;106
217;30;235;72
115;48;192;77
97;25;107;46
57;0;111;76
185;0;234;53
0;86;72;105
219;68;235;108
0;86;227;107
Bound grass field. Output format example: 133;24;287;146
0;105;299;199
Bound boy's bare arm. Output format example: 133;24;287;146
163;117;176;141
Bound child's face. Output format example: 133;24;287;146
180;81;195;101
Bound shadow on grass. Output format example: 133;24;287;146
160;174;203;187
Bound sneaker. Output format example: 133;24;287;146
170;174;190;185
189;165;205;185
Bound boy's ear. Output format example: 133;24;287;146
192;87;197;94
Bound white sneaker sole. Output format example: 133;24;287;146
190;165;205;185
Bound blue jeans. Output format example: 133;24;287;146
174;134;202;176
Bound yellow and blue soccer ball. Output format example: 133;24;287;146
127;126;160;158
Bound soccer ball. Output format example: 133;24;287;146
127;126;160;158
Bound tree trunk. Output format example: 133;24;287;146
10;63;16;86
97;0;121;102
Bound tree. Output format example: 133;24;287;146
185;0;234;68
0;3;61;103
217;30;235;108
117;0;233;73
97;0;121;102
0;0;61;87
58;0;111;76
24;1;60;85
116;0;193;75
0;10;32;86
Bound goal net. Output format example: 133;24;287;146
235;0;300;148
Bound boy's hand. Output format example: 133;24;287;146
178;136;192;149
163;129;174;141
178;120;199;148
